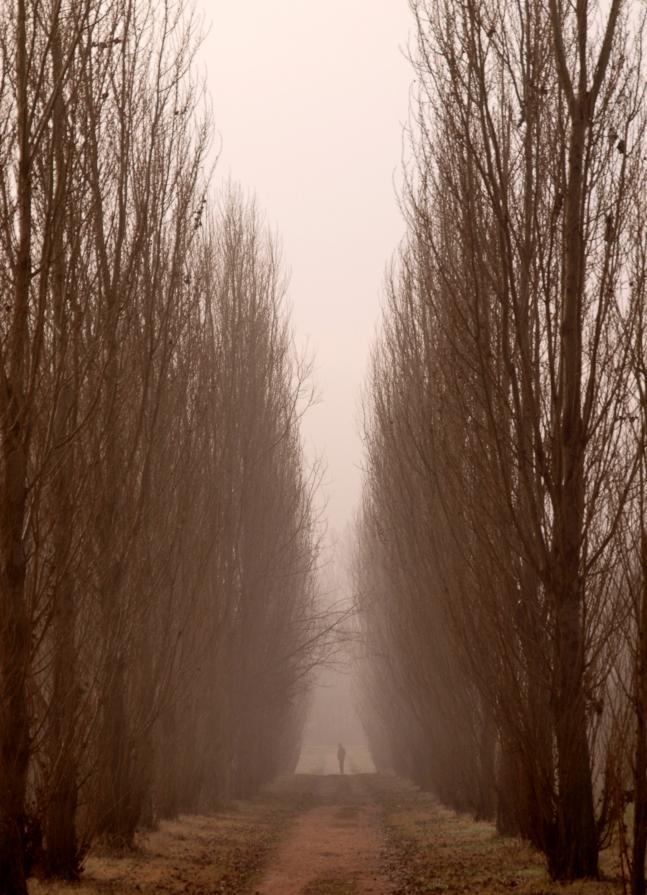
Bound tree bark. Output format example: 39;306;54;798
632;525;647;895
0;0;32;889
549;99;598;880
42;19;81;877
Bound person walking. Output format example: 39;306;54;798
337;742;346;775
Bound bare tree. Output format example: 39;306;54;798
356;0;647;880
0;1;324;887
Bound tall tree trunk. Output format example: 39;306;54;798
43;22;81;877
496;739;522;837
95;268;135;844
475;711;496;821
0;424;30;893
44;385;80;878
545;0;623;873
550;102;598;880
97;653;138;846
632;524;647;895
0;0;32;889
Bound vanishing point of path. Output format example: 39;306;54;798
254;774;389;895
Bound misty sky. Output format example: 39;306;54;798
198;2;413;533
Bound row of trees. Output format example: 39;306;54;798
0;1;322;893
356;0;647;888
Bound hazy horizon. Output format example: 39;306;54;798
198;1;413;534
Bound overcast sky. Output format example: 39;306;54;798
197;1;413;534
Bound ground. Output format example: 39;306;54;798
254;774;387;895
29;745;626;895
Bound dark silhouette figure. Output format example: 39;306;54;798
337;742;346;775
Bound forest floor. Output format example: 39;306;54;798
29;749;626;895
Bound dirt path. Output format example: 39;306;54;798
26;770;626;895
254;775;390;895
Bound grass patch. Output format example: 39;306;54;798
28;778;304;895
370;774;623;895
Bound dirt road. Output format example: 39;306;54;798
254;774;389;895
29;769;621;895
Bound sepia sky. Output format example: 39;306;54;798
197;1;412;534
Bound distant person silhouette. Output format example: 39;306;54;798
337;742;346;775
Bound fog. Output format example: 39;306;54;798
5;0;646;889
296;665;375;775
193;3;414;767
198;0;412;532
